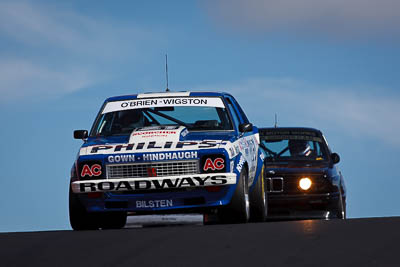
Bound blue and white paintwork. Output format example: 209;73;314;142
70;91;264;213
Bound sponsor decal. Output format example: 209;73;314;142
203;158;225;171
129;126;184;143
234;145;240;155
260;151;265;161
180;128;189;138
106;152;198;163
142;151;197;161
108;154;135;163
91;145;115;153
132;130;178;138
248;139;256;152
236;155;245;173
229;147;235;158
260;130;322;143
238;138;249;151
102;97;225;114
74;174;232;193
80;164;102;177
88;141;222;154
261;130;317;136
136;200;173;208
122;98;207;107
136;126;180;131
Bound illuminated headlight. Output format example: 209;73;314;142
299;177;312;190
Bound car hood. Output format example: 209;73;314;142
265;163;331;176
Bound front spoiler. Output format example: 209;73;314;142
71;173;236;193
267;210;332;220
267;192;340;219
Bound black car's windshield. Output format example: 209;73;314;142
91;97;233;136
260;130;329;163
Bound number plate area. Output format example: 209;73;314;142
266;177;284;193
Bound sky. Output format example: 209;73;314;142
0;0;399;232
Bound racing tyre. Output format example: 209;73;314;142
249;166;268;222
337;196;346;220
69;187;100;230
218;168;250;223
100;212;127;229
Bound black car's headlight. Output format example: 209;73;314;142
299;177;312;191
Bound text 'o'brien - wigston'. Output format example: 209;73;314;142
121;98;208;108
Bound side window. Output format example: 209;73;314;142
225;98;241;130
230;97;249;124
313;141;321;156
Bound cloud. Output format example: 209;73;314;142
194;78;400;146
0;1;163;103
0;59;94;101
204;0;400;39
0;1;157;57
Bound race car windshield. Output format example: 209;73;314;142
91;105;233;136
260;134;329;163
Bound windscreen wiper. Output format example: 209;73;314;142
145;108;190;128
143;109;161;125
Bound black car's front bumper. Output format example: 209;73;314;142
267;192;341;219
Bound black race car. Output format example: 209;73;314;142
259;127;346;220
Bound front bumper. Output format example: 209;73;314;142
267;192;340;219
71;173;236;193
71;173;238;213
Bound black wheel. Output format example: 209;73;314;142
69;187;100;230
100;212;127;229
218;168;250;223
337;196;346;220
250;165;268;222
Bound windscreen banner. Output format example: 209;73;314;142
102;97;225;114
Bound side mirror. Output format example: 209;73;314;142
74;130;88;140
331;153;340;164
239;123;253;133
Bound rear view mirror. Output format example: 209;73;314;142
239;123;253;133
74;130;88;140
155;107;174;111
331;153;340;164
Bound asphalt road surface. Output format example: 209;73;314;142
1;217;399;267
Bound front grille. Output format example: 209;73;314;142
106;160;199;179
266;174;332;194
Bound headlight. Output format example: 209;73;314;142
78;160;103;179
201;154;226;173
299;177;312;190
